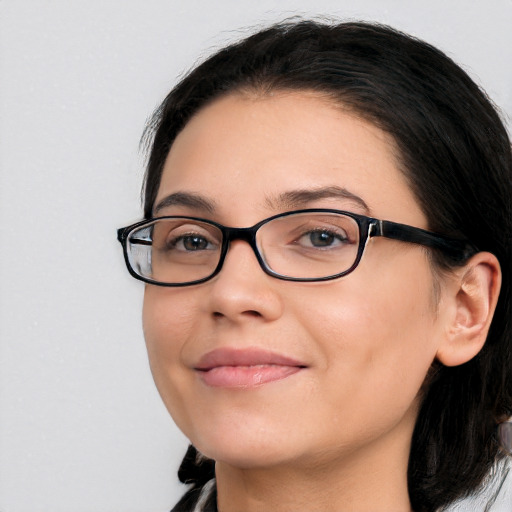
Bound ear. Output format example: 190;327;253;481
436;252;501;367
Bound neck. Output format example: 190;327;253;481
215;408;416;512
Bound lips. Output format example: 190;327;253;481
194;348;306;388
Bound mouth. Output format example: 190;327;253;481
194;348;307;389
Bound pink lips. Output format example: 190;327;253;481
195;348;306;389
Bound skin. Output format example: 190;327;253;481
142;91;500;511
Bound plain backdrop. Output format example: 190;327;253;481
0;1;511;511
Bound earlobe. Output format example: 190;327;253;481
436;252;501;367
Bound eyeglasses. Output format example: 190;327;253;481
117;209;476;287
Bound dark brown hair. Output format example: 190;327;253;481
142;20;512;512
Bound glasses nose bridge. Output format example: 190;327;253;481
213;224;268;279
223;225;259;255
208;224;271;283
218;224;267;275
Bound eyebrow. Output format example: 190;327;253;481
153;186;370;216
153;192;217;215
266;186;370;213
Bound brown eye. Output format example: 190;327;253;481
181;235;210;251
168;234;214;251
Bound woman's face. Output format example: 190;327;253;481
143;92;448;470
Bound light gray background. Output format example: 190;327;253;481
1;1;511;511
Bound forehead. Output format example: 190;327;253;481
156;92;425;227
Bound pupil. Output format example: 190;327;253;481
184;236;207;250
311;231;334;246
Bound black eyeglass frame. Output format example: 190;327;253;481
117;208;477;287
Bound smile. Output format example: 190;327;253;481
194;348;307;389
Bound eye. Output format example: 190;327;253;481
149;220;222;255
168;233;216;251
297;229;348;248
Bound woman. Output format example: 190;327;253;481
118;20;512;511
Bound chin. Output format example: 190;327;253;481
199;443;293;470
187;420;302;470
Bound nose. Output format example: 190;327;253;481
207;239;284;323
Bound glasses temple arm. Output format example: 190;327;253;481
376;220;477;262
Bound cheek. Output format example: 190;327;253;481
297;252;439;420
142;287;199;418
143;288;188;360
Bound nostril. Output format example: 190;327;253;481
243;310;263;318
212;310;262;319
